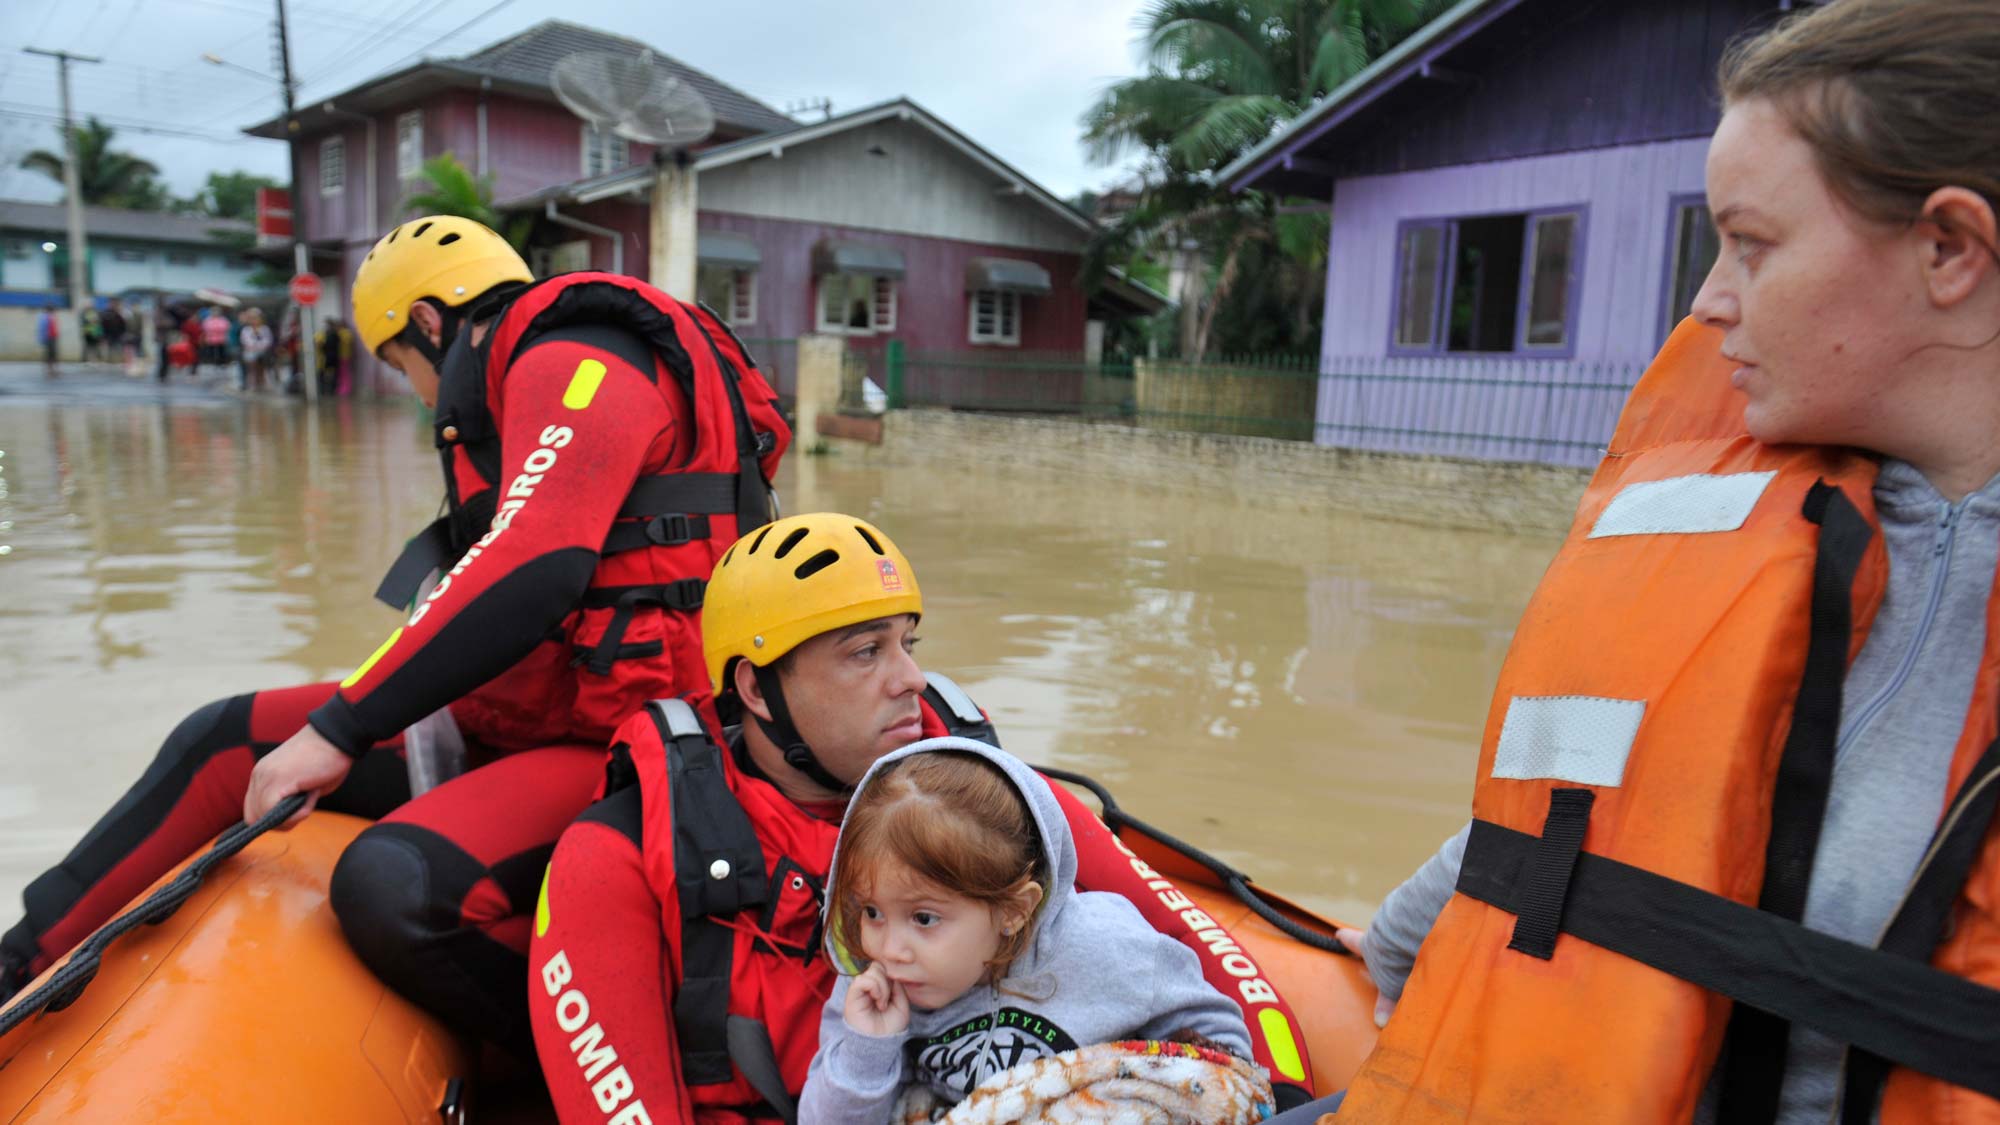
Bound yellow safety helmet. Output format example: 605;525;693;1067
703;513;922;695
350;216;533;355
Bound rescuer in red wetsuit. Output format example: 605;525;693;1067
529;514;1318;1123
0;217;789;1056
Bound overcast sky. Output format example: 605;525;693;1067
0;0;1154;208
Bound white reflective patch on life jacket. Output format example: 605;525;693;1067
1588;471;1777;538
1492;695;1645;787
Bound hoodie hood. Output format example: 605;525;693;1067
823;736;1076;974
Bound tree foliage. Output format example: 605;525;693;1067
1080;0;1444;357
18;117;172;210
193;170;282;221
399;153;533;249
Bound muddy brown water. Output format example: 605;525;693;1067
0;384;1561;927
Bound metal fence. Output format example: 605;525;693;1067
1317;354;1642;468
894;344;1134;414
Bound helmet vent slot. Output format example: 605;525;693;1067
854;526;884;555
793;549;839;580
748;527;773;555
720;544;736;567
413;221;434;239
437;232;461;246
773;528;810;560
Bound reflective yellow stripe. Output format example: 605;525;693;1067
1259;1007;1307;1082
562;359;607;410
340;627;403;689
534;865;553;938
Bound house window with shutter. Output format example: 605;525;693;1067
397;111;424;180
817;274;895;334
967;289;1021;346
582;125;630;178
698;265;757;326
319;136;345;196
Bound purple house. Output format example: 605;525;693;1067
1224;0;1793;466
244;21;1164;396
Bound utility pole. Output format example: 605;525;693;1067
22;47;101;316
272;0;317;402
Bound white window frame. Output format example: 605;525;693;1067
397;111;424;180
319;135;345;197
581;124;630;178
817;274;892;335
112;247;148;263
967;288;1021;346
698;264;758;325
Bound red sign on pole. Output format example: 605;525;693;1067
289;272;322;307
256;187;293;242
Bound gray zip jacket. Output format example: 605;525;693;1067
1362;459;2000;1122
799;738;1251;1124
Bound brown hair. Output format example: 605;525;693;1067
829;751;1045;979
1718;0;2000;234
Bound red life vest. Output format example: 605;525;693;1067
617;673;1320;1122
378;273;791;750
1341;320;2000;1123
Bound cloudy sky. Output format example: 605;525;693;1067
0;0;1155;207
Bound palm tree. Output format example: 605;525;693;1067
400;153;533;249
19;117;171;209
1080;0;1442;357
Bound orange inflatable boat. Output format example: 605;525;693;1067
0;778;1377;1123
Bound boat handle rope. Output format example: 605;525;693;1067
0;792;309;1038
1033;765;1349;956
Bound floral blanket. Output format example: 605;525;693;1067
892;1040;1274;1125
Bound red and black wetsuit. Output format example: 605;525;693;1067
0;284;781;1052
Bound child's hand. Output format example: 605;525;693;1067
844;962;910;1037
1337;927;1395;1028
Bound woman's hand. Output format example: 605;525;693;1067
1338;927;1397;1028
844;962;910;1037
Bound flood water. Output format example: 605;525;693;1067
0;375;1562;926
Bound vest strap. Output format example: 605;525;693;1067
1456;818;2000;1100
650;698;770;1090
921;672;998;744
374;515;455;610
1841;735;2000;1123
576;582;708;675
726;1014;799;1123
1505;788;1595;960
1719;481;1874;1123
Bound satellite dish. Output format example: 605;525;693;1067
552;50;715;151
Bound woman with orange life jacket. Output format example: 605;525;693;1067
0;216;789;1055
1271;4;2000;1122
528;513;1321;1124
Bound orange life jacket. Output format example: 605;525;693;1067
1341;321;2000;1124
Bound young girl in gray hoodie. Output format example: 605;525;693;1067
799;738;1253;1122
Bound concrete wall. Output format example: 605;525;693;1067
850;408;1590;537
699;118;1084;253
1135;357;1317;441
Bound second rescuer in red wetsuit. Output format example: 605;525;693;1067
529;514;1319;1123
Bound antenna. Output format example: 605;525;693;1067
551;49;715;153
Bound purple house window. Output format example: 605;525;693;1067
1389;205;1587;358
1660;193;1720;343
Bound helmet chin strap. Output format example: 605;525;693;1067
400;301;463;369
750;664;853;796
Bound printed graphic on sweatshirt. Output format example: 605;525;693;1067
906;1007;1080;1099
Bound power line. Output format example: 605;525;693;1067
0;102;244;143
371;0;520;76
296;0;462;94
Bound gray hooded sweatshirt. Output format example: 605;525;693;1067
798;738;1252;1124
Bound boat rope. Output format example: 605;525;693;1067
1034;766;1348;956
0;793;309;1037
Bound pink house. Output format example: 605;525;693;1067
244;21;1165;395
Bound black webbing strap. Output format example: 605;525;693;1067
1840;738;2000;1123
373;515;455;609
1456;819;2000;1099
726;1015;799;1123
921;672;998;745
1718;481;1873;1123
576;581;707;675
618;473;740;520
653;699;769;1088
600;514;713;557
1505;788;1596;960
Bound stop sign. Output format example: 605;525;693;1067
289;272;322;307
